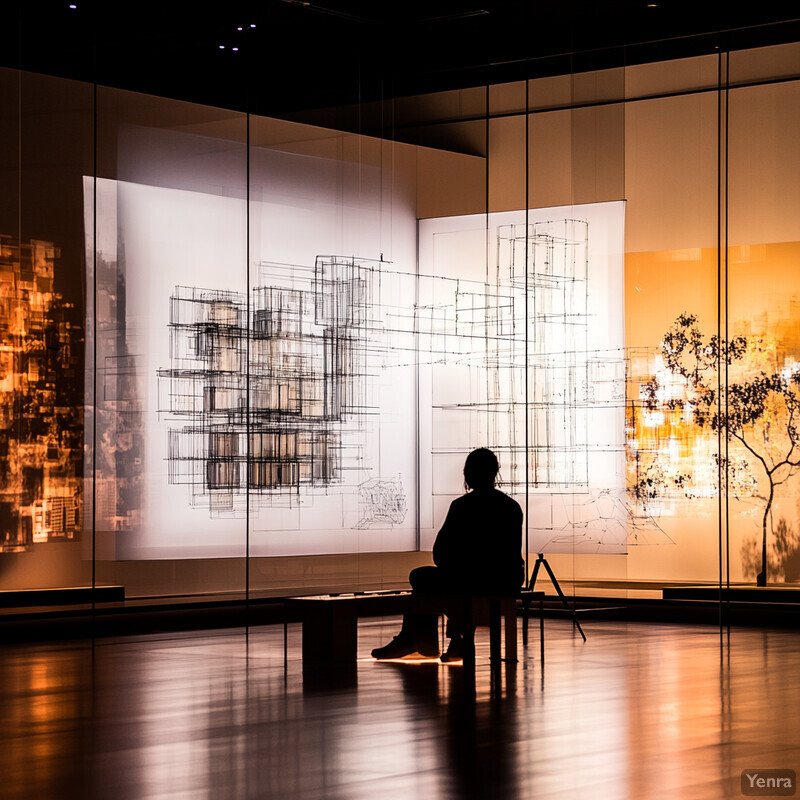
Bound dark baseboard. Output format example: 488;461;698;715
663;586;800;603
0;586;125;608
2;590;799;644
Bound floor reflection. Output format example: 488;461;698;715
2;623;800;800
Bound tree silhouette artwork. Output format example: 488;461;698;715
643;313;800;586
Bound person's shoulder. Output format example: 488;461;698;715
449;493;472;510
461;488;521;508
490;489;523;514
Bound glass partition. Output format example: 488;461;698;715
245;115;428;595
513;70;630;600
3;32;800;613
727;64;800;586
623;82;721;588
1;70;93;594
90;90;249;601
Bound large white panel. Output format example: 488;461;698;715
419;201;627;554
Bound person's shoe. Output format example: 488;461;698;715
415;635;441;658
371;633;417;659
371;632;440;659
439;636;464;663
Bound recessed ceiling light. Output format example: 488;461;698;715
219;45;225;49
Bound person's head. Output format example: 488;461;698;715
463;447;499;491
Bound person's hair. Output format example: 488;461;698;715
463;447;499;491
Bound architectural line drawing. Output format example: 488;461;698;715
355;478;408;529
419;221;606;488
418;208;630;553
158;256;384;517
151;203;633;553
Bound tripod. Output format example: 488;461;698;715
527;552;587;642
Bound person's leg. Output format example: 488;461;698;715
371;567;441;658
442;582;521;662
412;567;467;662
407;565;442;593
402;566;442;649
440;607;466;662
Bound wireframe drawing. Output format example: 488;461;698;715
419;205;628;553
158;256;381;517
148;198;626;553
536;488;673;551
355;478;407;528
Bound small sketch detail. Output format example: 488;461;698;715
354;478;407;529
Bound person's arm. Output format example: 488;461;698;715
432;501;459;568
512;502;524;584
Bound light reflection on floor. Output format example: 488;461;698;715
1;620;799;800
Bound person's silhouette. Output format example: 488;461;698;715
372;447;524;661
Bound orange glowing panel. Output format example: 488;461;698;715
0;236;83;552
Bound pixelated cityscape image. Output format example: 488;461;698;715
0;235;83;552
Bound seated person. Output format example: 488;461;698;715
372;447;524;661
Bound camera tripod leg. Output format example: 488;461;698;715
528;553;587;642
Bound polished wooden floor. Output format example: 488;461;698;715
2;618;799;800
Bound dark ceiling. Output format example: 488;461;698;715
4;0;800;117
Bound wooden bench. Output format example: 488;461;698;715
284;590;544;672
